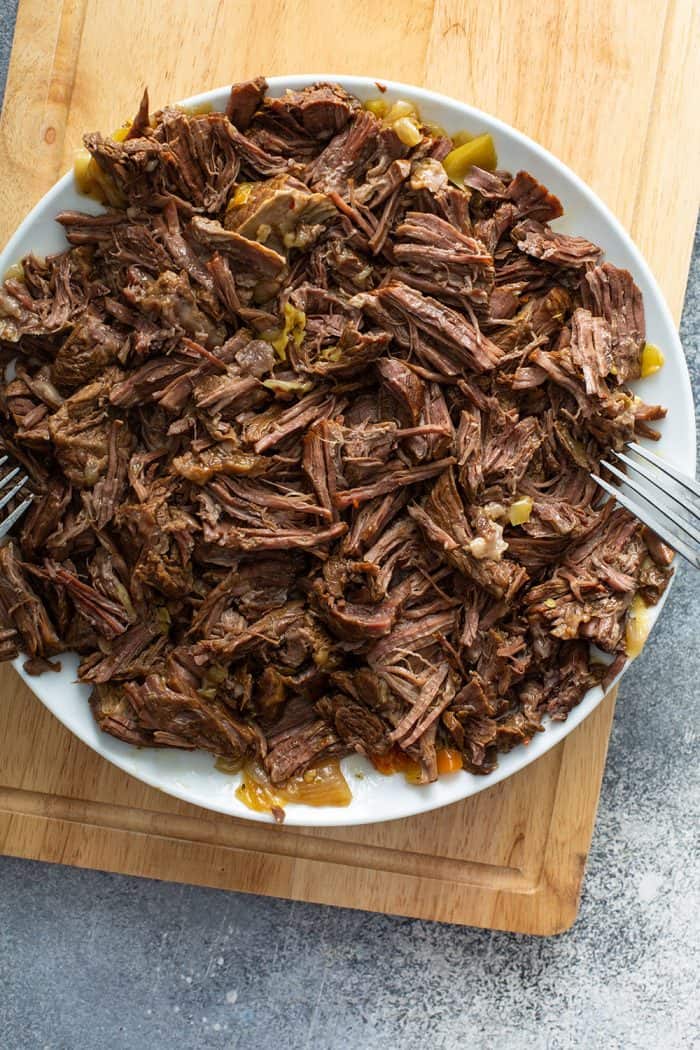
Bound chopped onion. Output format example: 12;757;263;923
235;757;351;817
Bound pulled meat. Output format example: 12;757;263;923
0;79;671;793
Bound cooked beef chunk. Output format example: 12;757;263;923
393;211;494;309
52;311;124;388
512;219;603;268
226;77;268;131
267;83;359;140
306;108;407;197
355;281;503;374
524;505;662;653
316;694;392;755
120;674;260;755
409;469;528;601
0;79;671;796
580;262;645;382
47;373;116;487
89;682;154;747
79;621;167;683
506;170;564;223
0;543;61;657
123;269;225;347
265;718;342;783
223;174;337;254
84;108;244;211
189;216;287;276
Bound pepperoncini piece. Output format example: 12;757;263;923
508;496;534;526
73;148;125;206
450;129;475;147
182;100;213;116
393;116;422;147
267;302;306;361
364;98;389;118
641;343;665;378
227;182;254;210
111;122;132;142
73;148;93;193
4;261;24;282
385;99;416;123
626;594;651;657
262;378;314;396
443;133;498;184
363;98;423;146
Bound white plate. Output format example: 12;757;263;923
3;75;695;826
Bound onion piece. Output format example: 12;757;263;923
235;757;351;817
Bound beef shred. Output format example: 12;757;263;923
0;80;672;789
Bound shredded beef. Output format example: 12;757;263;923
0;80;671;794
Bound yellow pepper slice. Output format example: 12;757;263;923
111;122;132;142
266;303;307;361
508;496;533;526
364;98;388;118
450;129;475;147
4;261;24;281
641;343;665;378
443;133;498;184
626;595;651;657
73;147;125;206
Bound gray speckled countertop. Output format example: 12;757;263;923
0;4;698;1047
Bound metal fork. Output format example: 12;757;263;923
592;442;700;570
0;454;33;539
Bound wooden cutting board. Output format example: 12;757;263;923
0;0;697;935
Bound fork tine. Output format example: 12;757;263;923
612;450;699;519
0;465;21;492
0;455;7;468
627;442;700;500
601;459;700;545
0;474;29;512
591;473;700;569
0;495;33;538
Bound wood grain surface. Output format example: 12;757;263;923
0;0;697;935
